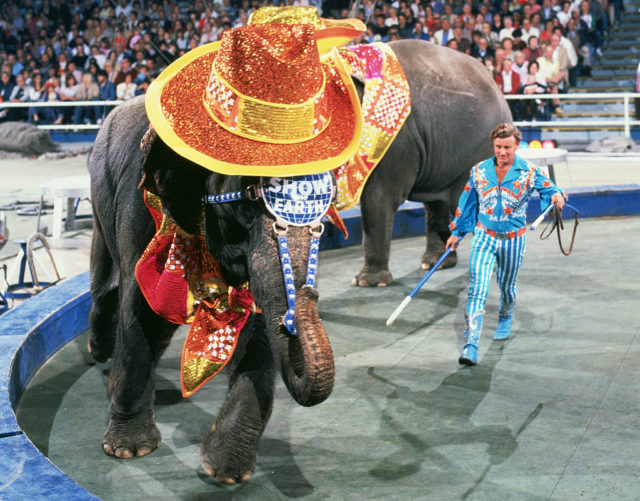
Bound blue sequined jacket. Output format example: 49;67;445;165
449;155;566;236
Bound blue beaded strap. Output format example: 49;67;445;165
204;185;260;205
274;222;324;336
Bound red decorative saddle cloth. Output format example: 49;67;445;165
135;191;254;397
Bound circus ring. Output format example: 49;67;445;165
1;186;639;499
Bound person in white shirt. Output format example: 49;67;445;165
385;7;400;27
512;51;529;83
434;18;454;45
116;73;136;101
498;16;514;41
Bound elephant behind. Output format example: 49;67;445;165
352;40;512;286
88;95;336;484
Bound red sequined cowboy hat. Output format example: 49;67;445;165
248;6;367;55
145;22;363;176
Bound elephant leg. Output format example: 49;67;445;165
88;217;118;362
102;274;177;459
353;185;403;287
421;200;457;270
200;313;275;485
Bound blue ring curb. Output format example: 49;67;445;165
1;183;639;499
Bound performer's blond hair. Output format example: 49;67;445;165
490;123;522;143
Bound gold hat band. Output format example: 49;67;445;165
203;63;331;144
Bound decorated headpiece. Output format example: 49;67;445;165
145;22;362;176
248;6;366;55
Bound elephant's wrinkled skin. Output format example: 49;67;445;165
88;97;335;484
352;40;512;287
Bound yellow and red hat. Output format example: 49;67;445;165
145;22;362;176
248;6;366;55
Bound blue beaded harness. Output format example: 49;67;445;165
204;172;334;336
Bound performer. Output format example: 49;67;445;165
445;123;566;366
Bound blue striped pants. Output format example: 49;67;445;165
466;228;526;326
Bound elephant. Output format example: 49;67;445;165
351;40;511;287
87;39;510;485
88;95;337;484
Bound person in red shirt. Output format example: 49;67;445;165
495;59;521;119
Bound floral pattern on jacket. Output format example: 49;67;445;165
449;155;566;236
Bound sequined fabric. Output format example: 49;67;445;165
329;43;411;211
154;24;360;170
135;191;254;397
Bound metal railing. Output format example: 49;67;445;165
0;99;122;130
505;92;640;138
2;92;640;136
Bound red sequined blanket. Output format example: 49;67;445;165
135;191;254;397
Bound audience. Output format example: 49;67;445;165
0;0;615;125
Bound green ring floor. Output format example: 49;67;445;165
17;217;640;500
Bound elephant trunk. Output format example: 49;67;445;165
248;216;335;407
282;286;335;406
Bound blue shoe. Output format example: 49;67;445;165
494;316;513;340
459;344;478;366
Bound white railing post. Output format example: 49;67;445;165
623;93;631;138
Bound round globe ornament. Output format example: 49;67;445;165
519;140;529;149
261;171;335;227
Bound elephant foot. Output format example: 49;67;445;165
199;423;256;485
352;267;393;287
421;250;457;271
102;409;161;459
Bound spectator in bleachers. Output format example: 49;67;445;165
501;37;514;61
566;17;592;77
494;47;505;75
0;71;14;102
579;0;603;60
540;0;558;24
43;76;63;124
498;16;514;41
520;16;540;43
116;72;136;101
511;29;527;51
524;35;543;63
512;50;530;83
481;21;499;49
495;58;521;119
471;35;494;63
433;17;453;45
96;68;115;124
114;55;137;86
74;72;100;125
5;72;28;121
411;21;430;41
26;72;45;124
539;20;555;44
521;61;550;120
59;72;80;123
537;44;567;112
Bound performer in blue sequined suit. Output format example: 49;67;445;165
446;124;566;366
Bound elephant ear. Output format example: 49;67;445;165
140;132;209;235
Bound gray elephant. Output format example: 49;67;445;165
89;95;335;484
87;37;509;485
351;40;511;287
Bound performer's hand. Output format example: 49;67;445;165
446;235;460;251
551;192;565;211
